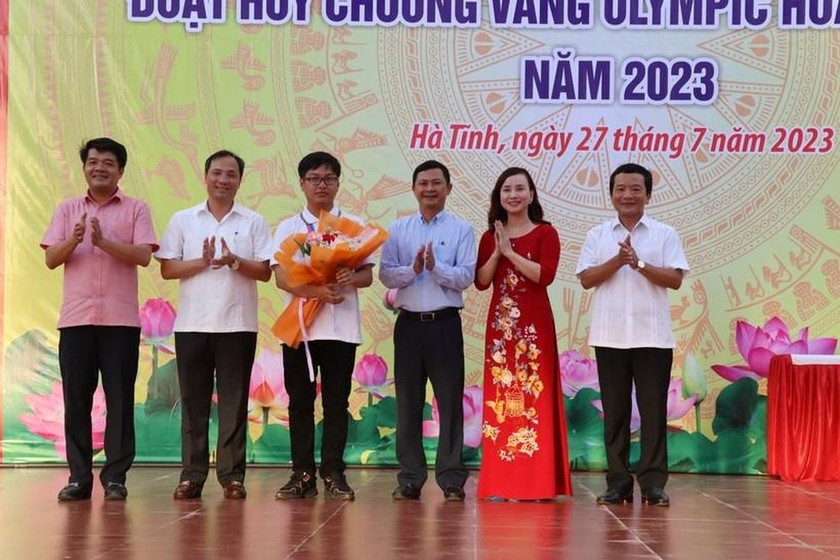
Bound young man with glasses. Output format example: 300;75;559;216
271;151;374;500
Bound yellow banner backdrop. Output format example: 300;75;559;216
1;1;839;470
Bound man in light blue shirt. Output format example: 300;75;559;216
379;160;476;502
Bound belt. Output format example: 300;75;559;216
399;307;460;322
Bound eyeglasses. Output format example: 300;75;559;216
303;176;339;187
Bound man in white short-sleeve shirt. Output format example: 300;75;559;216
576;163;689;508
156;150;272;501
272;151;374;501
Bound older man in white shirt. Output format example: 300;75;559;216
157;150;272;501
576;162;689;508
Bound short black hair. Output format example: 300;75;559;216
412;160;450;185
204;150;245;177
79;138;128;170
298;151;341;179
609;163;652;195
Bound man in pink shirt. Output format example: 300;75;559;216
41;138;158;502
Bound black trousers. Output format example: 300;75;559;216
394;312;467;490
283;340;356;477
174;331;256;486
58;325;140;488
594;346;673;491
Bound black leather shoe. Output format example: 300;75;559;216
392;484;422;500
596;487;633;505
57;483;92;502
641;487;670;507
103;482;128;501
443;486;465;502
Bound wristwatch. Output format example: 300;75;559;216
229;258;241;271
637;260;646;271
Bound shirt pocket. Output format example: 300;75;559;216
433;240;457;266
110;222;134;244
231;232;255;259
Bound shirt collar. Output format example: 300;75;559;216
84;187;123;205
196;200;247;218
610;213;650;233
415;210;448;225
301;206;341;223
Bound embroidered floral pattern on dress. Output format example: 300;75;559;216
481;269;544;462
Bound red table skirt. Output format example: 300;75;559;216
767;355;840;481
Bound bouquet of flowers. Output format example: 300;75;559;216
272;210;388;348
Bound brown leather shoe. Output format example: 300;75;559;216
222;480;247;500
173;480;203;500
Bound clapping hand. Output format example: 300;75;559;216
90;217;105;247
413;245;425;274
494;220;513;257
211;237;236;269
202;236;216;266
73;213;87;244
412;242;437;273
617;234;638;268
424;242;435;271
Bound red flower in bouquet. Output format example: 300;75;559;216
297;228;346;256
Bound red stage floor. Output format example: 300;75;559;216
0;467;838;559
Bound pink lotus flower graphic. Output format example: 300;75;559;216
666;378;697;421
383;288;398;313
353;353;392;398
559;349;600;398
139;298;176;354
19;381;107;458
422;385;483;448
247;349;289;426
711;317;838;382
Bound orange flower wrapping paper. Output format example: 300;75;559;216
272;211;389;348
